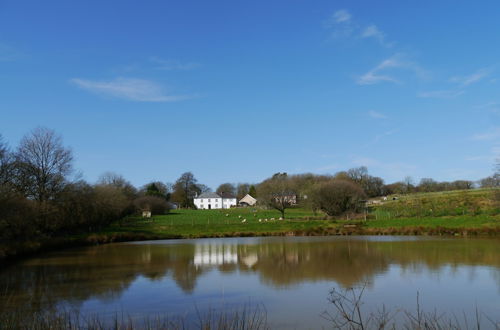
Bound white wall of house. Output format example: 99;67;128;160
194;197;237;209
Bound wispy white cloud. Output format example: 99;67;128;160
324;9;354;38
368;110;387;119
373;129;398;144
324;10;393;48
475;101;500;109
470;127;500;141
466;146;500;163
465;155;491;161
330;9;351;24
70;77;193;102
357;54;426;85
450;68;493;86
361;25;389;46
149;57;201;71
417;90;464;99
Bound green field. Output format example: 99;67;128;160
371;188;498;218
97;191;500;240
365;215;499;229
104;207;330;238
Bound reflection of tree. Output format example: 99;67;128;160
1;238;499;316
241;240;389;288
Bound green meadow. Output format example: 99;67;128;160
96;189;499;240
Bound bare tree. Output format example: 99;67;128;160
171;172;201;208
98;172;137;199
403;176;414;193
257;173;296;218
0;134;14;186
236;183;250;199
15;127;73;202
216;183;236;196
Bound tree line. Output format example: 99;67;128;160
253;164;499;218
0;128;212;247
1;127;498;247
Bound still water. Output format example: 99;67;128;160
1;236;499;328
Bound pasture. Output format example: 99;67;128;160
105;207;330;238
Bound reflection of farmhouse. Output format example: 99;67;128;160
194;192;237;209
193;242;238;266
239;194;257;206
193;242;259;268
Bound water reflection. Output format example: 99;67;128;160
1;236;499;315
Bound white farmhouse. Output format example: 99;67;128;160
194;192;237;210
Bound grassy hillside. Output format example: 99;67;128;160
371;188;499;219
100;189;500;240
102;208;327;238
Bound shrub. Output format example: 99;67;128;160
310;180;366;216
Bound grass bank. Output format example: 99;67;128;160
94;207;500;242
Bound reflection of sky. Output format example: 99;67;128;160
75;238;500;329
78;263;500;329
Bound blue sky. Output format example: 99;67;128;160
1;0;499;189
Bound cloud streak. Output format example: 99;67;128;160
368;110;387;119
470;127;500;141
417;90;464;99
357;54;425;85
450;68;492;86
70;77;193;102
328;9;351;25
361;25;388;46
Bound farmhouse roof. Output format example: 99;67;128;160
196;192;220;199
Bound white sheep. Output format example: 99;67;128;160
241;219;247;223
258;219;262;222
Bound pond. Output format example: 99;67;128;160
1;236;499;328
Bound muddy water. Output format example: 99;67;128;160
1;236;499;328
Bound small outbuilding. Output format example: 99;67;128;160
239;194;257;207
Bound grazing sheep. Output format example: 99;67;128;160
270;218;275;221
238;215;242;218
258;219;262;222
279;217;283;220
225;214;229;217
264;219;268;222
241;219;247;223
